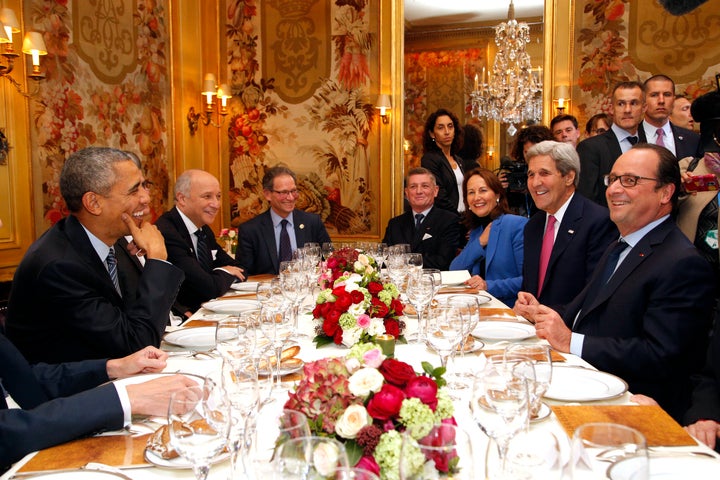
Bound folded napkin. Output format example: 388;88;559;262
440;270;471;285
551;405;696;446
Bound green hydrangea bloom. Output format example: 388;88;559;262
374;430;424;480
434;388;455;421
383;283;400;298
339;312;357;329
316;289;335;304
347;342;382;363
399;398;435;439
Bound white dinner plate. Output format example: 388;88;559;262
471;321;536;341
14;471;131;479
544;366;628;402
440;270;471;285
531;402;552;423
163;327;216;349
608;455;720;479
436;293;492;305
230;281;259;292
201;299;260;314
144;448;231;470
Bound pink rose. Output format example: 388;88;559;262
357;313;371;329
405;376;438;410
362;348;384;368
355;455;380;478
366;384;405;420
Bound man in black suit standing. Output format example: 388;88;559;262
577;81;647;207
522;144;714;421
640;74;701;159
155;170;245;315
6;147;184;363
238;165;331;275
514;141;616;314
383;167;461;270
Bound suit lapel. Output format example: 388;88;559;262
485;216;500;272
548;196;582;269
605;130;623;160
169;207;198;258
261;211;279;267
293;210;306;247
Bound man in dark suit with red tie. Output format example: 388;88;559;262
155;170;245;315
577;81;647;207
382;167;461;270
518;144;715;421
514;141;616;315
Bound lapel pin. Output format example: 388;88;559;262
299;224;305;229
568;229;575;234
678;136;684;141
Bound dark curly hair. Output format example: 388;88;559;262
422;108;463;155
511;125;553;162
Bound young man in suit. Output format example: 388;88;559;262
155;170;245;315
640;74;701;159
514;141;617;314
577;81;647;207
6;147;184;363
238;165;331;275
0;335;196;470
518;144;715;421
382;167;461;270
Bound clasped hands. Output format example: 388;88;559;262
513;292;572;352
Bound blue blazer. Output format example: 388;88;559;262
449;214;527;305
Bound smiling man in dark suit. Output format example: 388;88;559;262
155;170;245;315
383;167;461;270
514;141;616;314
6;147;184;363
577;81;647;207
238;165;331;275
520;144;715;421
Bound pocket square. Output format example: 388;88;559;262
211;249;218;261
422;233;433;240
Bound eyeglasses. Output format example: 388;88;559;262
603;174;660;188
271;189;299;198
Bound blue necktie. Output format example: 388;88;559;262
106;246;121;296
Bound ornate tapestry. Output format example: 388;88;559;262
27;0;171;230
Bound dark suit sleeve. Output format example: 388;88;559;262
576;139;602;204
685;319;720;425
0;384;123;468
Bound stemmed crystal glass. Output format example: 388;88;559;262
444;295;481;390
400;424;475;480
168;381;231;480
424;302;465;368
321;242;335;261
257;305;293;389
504;344;553;420
215;318;250;362
405;272;435;343
406;252;423;273
571;423;648;479
423;268;443;296
279;268;309;339
470;355;533;480
220;359;259;479
272;436;349;479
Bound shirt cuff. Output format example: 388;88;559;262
570;332;585;357
112;383;132;427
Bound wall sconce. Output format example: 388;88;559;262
0;8;47;96
376;94;391;124
187;73;232;135
553;85;570;115
487;146;495;162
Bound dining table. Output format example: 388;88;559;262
4;276;719;480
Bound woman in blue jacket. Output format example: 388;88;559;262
450;168;527;305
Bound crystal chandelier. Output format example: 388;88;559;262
470;0;542;136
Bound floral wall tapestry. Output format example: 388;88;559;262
573;0;720;127
403;49;486;169
27;0;171;231
225;0;380;236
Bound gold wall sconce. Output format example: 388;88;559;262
187;73;232;135
553;85;570;115
376;94;391;124
0;8;47;96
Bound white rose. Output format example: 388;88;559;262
367;318;386;337
348;367;385;397
348;301;368;317
357;254;370;266
312;441;341;476
334;404;372;439
345;357;361;374
342;326;362;347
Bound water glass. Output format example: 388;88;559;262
400;424;475;479
571;423;648;479
273;436;349;478
504;344;553;418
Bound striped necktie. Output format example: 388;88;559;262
106;246;121;296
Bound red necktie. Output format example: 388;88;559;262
537;215;556;295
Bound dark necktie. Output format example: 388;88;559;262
106;246;121;296
195;229;212;271
627;136;638;146
279;219;292;262
415;213;424;230
579;240;627;315
655;128;665;148
537;215;556;295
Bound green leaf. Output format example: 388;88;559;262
421;361;434;375
313;335;334;348
344;440;363;467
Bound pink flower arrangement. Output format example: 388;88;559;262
313;248;405;348
283;345;455;480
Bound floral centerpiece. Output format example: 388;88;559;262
219;228;238;255
284;344;457;480
313;248;405;347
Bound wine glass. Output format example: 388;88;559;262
168;382;231;480
399;423;475;479
504;344;553;419
279;269;309;339
424;268;443;296
257;306;293;389
406;252;423;272
273;436;349;479
487;430;563;480
333;467;381;480
470;355;533;479
322;242;335;260
444;295;481;391
571;423;648;480
221;359;259;479
424;303;465;368
405;272;435;342
215;318;249;361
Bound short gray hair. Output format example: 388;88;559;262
525;140;581;187
406;167;437;186
174;169;204;201
262;164;297;191
60;147;136;213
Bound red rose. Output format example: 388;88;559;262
350;290;365;304
326;308;341;323
355;456;380;477
379;358;416;387
371;298;389;318
322;317;340;338
367;282;384;295
383;319;400;338
390;298;404;316
367;384;405;420
335;292;352;310
405;375;439;410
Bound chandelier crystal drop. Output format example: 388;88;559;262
470;0;543;135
